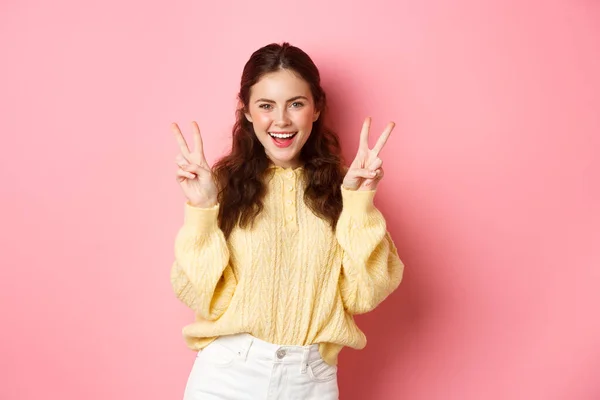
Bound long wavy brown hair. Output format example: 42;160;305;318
212;42;345;238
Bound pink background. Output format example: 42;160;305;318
1;0;599;399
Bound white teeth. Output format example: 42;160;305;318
269;132;296;139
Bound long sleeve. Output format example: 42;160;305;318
335;187;404;315
170;202;237;320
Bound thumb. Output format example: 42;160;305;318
349;168;377;180
181;163;206;175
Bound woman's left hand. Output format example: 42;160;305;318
342;117;395;191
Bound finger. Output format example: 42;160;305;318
181;163;205;175
364;166;384;180
365;168;384;180
176;168;196;181
349;167;378;180
359;117;371;149
191;121;207;163
175;153;188;166
367;157;383;171
372;121;395;156
362;168;384;189
172;123;191;158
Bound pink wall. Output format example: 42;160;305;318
1;0;598;399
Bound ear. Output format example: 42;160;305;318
313;110;321;122
238;98;252;122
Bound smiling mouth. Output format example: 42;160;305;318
268;132;297;139
269;132;297;148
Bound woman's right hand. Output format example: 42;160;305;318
172;121;218;208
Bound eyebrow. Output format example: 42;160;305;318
254;95;309;104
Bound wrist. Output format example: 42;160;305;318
188;200;218;209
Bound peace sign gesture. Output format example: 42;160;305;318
342;117;394;191
172;121;218;208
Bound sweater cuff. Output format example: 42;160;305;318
341;186;376;214
183;202;220;233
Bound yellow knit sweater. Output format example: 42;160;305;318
170;166;404;365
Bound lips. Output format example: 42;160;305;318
269;131;297;148
268;132;297;139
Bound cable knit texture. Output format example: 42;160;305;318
171;166;404;365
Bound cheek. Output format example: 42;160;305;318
293;109;316;128
253;113;272;128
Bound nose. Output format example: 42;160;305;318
274;108;291;127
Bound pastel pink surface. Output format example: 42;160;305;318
1;1;598;399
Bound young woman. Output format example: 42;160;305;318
170;42;404;399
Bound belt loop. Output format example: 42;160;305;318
239;336;253;361
300;347;309;373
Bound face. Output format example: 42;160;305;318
245;69;320;169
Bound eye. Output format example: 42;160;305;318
290;101;304;108
259;103;273;110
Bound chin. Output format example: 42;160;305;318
267;150;301;167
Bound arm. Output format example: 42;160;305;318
170;202;236;320
335;187;404;315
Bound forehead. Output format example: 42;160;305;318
249;69;312;100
